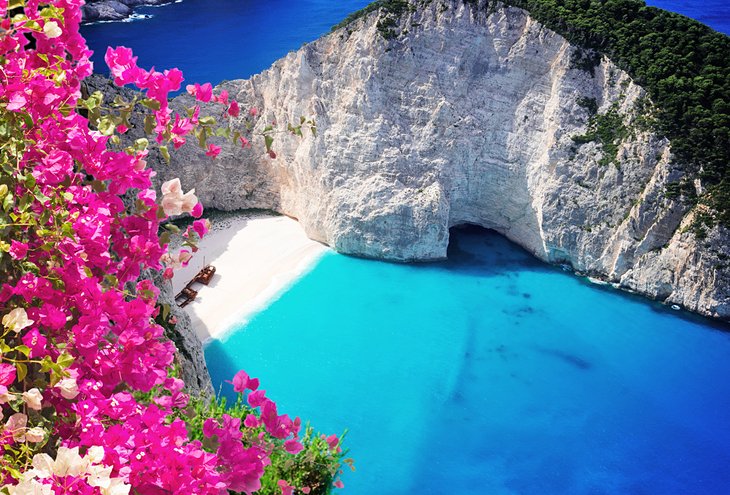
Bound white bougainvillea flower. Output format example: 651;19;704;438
161;178;198;217
2;307;34;333
43;21;62;38
22;388;43;410
5;413;27;442
25;426;45;443
56;377;79;400
0;385;11;404
15;447;132;495
2;478;52;495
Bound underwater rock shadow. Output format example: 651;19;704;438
532;346;593;371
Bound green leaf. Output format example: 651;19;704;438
57;352;74;369
160;145;170;163
144;115;155;135
39;356;54;373
158;231;171;247
140;98;161;111
15;345;30;357
264;135;274;152
97;116;116;136
24;174;36;189
135;138;149;151
16;363;27;382
3;193;14;212
164;223;180;233
199;116;216;126
162;304;171;321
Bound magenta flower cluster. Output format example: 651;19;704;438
0;1;340;494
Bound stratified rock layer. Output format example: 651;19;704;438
159;0;729;320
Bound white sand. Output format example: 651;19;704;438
169;213;329;342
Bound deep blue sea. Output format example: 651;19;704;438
81;0;730;89
83;1;730;494
82;0;372;88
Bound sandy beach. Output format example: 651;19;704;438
170;213;329;342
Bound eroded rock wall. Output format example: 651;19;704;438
158;0;729;320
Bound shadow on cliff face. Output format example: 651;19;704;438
441;224;554;278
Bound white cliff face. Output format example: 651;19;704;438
160;0;729;320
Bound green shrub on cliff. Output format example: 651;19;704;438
505;0;730;227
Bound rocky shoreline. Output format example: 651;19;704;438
81;0;176;23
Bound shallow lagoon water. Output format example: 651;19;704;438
206;227;730;495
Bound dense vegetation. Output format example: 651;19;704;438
334;0;730;231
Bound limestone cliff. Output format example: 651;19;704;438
159;0;730;320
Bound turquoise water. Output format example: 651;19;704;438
206;227;730;495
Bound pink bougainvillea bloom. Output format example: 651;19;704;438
325;434;341;452
247;389;267;408
21;328;47;358
191;202;204;218
277;479;295;495
302;487;311;494
186;82;213;102
6;93;27;111
117;124;129;134
8;240;28;260
105;46;142;86
192;219;210;238
229;370;260;393
214;89;229;106
205;144;221;158
244;414;260;429
284;439;304;455
0;363;17;387
333;480;344;489
268;150;277;159
162;267;174;280
178;250;193;267
249;107;258;116
227;100;240;117
239;136;250;148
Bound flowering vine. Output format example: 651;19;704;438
0;1;343;493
